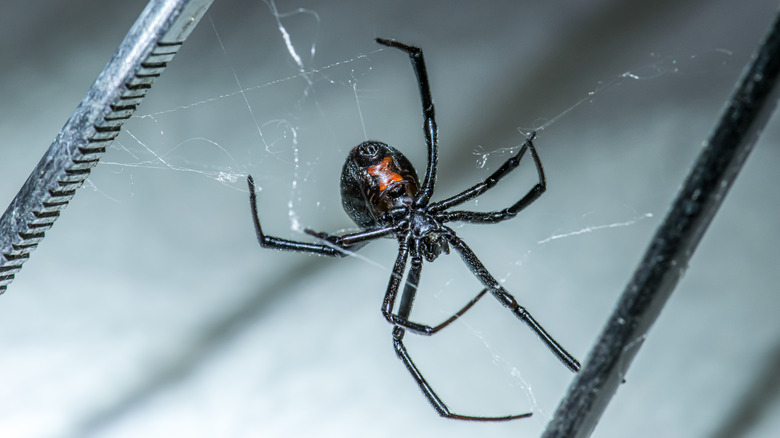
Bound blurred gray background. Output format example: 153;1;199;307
1;0;779;437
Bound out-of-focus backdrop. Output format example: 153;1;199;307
1;1;779;437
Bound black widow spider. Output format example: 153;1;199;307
247;38;580;421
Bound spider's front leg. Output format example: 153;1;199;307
385;240;533;421
392;325;532;421
442;227;581;373
381;241;435;334
381;238;490;335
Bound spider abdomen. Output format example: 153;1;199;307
340;141;419;229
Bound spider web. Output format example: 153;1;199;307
84;0;740;434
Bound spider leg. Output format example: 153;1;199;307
392;326;532;421
381;240;491;335
432;132;546;224
428;287;490;332
248;176;384;257
376;38;438;208
304;227;395;253
381;240;436;334
442;227;581;373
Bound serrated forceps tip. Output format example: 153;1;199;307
0;0;215;293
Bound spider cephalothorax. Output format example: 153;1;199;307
246;38;579;421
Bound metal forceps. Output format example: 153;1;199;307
0;0;215;293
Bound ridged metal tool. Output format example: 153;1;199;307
0;0;215;293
